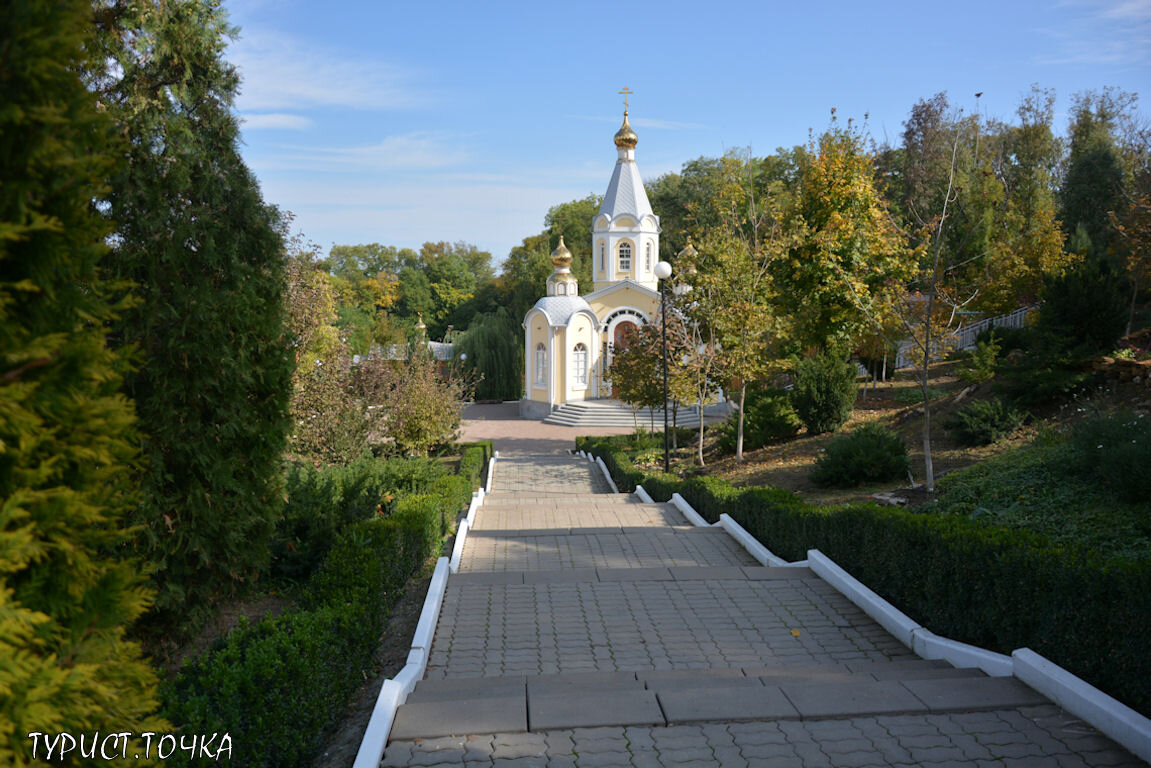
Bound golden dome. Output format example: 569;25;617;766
549;271;577;284
614;110;638;149
551;236;573;267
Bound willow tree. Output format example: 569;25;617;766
1;0;165;760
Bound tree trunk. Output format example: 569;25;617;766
922;295;936;493
736;381;747;463
697;395;706;467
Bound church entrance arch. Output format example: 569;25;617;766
600;307;649;397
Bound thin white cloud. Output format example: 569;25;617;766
228;30;421;112
1038;0;1151;65
241;112;313;130
254;132;468;172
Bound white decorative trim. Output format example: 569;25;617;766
595;457;619;493
1014;648;1151;764
634;485;654;503
807;549;921;648
719;513;789;566
670;493;710;528
912;628;1013;677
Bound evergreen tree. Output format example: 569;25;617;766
0;0;165;760
99;0;293;622
1061;89;1131;261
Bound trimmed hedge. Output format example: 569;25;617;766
167;458;476;767
272;455;448;581
576;435;1151;717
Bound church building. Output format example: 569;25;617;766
520;105;662;419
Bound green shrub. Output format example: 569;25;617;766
994;351;1098;410
1071;411;1151;504
810;423;910;487
960;334;1001;384
459;445;487;486
890;385;946;404
791;351;858;434
272;455;447;581
716;388;801;453
976;323;1034;354
946;398;1027;446
170;504;447;767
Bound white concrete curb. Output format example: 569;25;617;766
1014;648;1151;764
595;457;619;493
719;514;790;567
912;628;1013;677
634;485;654;503
485;457;495;494
352;680;404;768
449;519;469;573
670;493;711;528
353;555;450;768
807;549;921;648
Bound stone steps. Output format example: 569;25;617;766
389;660;1049;739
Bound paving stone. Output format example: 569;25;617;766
408;677;527;702
529;690;664;730
742;566;818;579
669;566;749;580
391;696;527;739
522;568;599;583
527;671;640;696
780;680;928;718
451;571;525;585
659;684;799;723
596;567;674;581
901;676;1048;712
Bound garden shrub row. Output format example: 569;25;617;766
457;440;494;486
576;435;1151;717
272;455;449;581
167;456;477;767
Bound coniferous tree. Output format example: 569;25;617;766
0;0;165;760
98;0;293;623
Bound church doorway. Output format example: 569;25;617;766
613;320;637;349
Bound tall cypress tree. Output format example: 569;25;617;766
0;0;164;760
100;0;293;623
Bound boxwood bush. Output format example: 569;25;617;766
809;423;910;487
578;437;1151;717
167;456;477;767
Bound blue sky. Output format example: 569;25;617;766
225;0;1151;264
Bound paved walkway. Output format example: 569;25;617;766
381;455;1146;767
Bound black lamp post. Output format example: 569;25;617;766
654;260;672;472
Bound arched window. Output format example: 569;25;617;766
534;343;547;387
599;242;605;271
618;241;632;272
645;242;652;272
573;343;588;388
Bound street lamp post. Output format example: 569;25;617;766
654;260;673;472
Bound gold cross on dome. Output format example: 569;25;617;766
618;87;633;110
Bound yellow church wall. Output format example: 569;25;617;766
563;314;597;402
525;316;550;404
587;288;658;321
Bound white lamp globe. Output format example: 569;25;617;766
654;260;672;280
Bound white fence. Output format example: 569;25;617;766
894;305;1036;370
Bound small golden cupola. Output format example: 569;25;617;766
546;236;578;296
613;110;638;149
